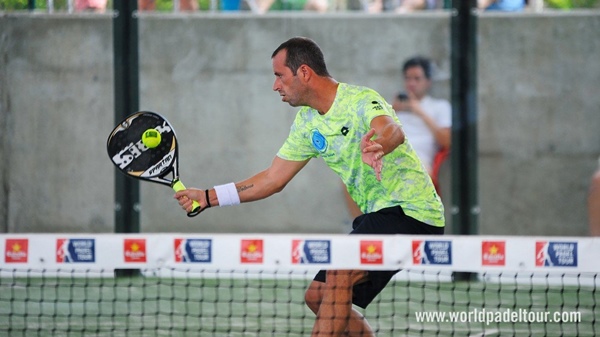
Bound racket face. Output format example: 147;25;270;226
107;111;178;186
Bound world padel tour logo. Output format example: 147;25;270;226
535;241;577;267
292;240;331;264
5;239;28;263
174;238;212;263
240;239;264;264
124;239;147;263
412;240;452;265
360;240;383;265
56;238;95;263
482;241;506;266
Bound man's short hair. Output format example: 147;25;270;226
272;37;331;77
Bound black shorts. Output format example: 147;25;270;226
313;205;444;309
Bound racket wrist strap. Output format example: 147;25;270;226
204;189;212;208
214;182;240;207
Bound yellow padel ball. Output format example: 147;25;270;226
141;128;161;149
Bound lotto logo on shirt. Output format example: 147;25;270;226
412;240;452;265
240;239;264;264
174;239;212;263
56;239;95;263
535;241;577;267
360;240;383;265
292;240;331;264
124;239;147;263
5;239;28;263
482;241;506;266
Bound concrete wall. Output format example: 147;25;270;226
0;14;115;233
1;11;598;236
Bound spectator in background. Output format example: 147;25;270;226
393;56;451;175
589;158;600;236
368;0;439;13
256;0;328;13
75;0;107;12
344;56;450;219
138;0;199;11
478;0;525;11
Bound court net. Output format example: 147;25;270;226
1;234;598;336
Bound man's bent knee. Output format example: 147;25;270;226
305;282;323;314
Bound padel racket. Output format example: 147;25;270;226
107;111;202;217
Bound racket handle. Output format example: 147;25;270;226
172;180;202;217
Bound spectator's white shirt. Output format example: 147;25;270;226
396;95;451;171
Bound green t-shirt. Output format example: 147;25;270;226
277;83;444;227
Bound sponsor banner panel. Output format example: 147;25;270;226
1;235;599;273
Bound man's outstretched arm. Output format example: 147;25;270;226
174;156;310;212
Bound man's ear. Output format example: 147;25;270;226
298;64;311;81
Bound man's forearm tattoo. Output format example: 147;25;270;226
238;184;254;193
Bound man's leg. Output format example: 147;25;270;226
305;270;374;337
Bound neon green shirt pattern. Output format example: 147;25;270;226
277;83;444;227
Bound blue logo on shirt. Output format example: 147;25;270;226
311;129;327;153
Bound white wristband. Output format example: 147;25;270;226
214;182;240;207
